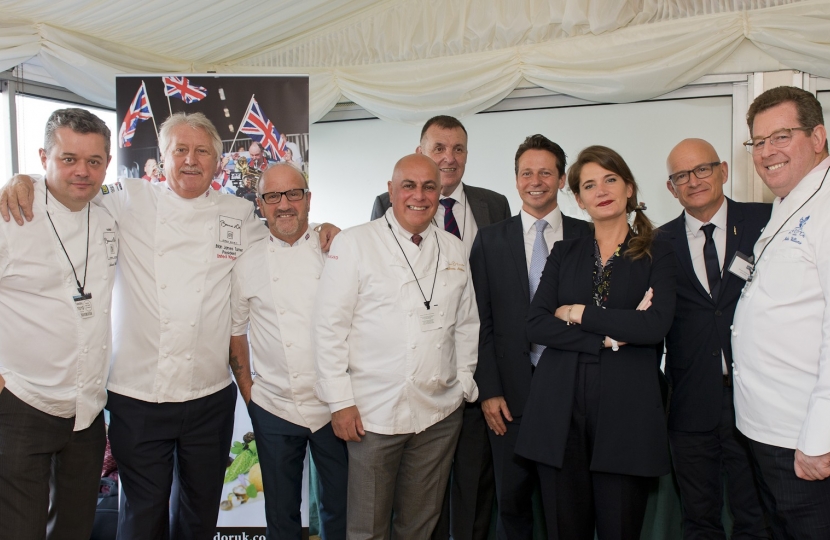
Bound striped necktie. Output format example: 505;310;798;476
440;198;461;239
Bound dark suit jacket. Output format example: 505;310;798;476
515;235;676;477
659;198;771;433
370;183;511;226
470;213;591;419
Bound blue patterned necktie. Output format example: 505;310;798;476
440;198;461;239
529;219;548;366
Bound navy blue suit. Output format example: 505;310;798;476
470;213;590;539
660;198;771;539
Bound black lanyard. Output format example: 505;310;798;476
385;215;440;310
45;182;91;297
748;164;829;283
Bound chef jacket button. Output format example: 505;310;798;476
161;284;167;289
190;321;195;327
442;282;446;286
163;319;169;325
103;274;107;280
96;379;102;385
269;246;275;252
431;376;437;381
436;344;441;349
208;224;214;230
196;288;201;293
286;342;292;347
730;325;734;330
161;218;166;224
97;239;102;245
66;277;72;284
439;311;444;316
104;309;108;314
273;276;279;281
297;401;303;406
409;312;413;317
158;251;164;257
410;344;416;349
734;368;739;376
163;353;169;358
315;275;320;279
83;347;89;353
409;376;415;381
186;354;192;360
102;345;107;350
280;309;285;315
732;330;738;337
293;372;299;378
78;382;84;388
763;255;769;261
48;208;55;215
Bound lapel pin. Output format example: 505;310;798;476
733;226;737;235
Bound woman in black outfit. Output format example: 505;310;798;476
515;145;676;540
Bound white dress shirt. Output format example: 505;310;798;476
313;208;479;435
684;199;728;374
435;183;478;255
733;157;830;455
231;228;331;432
95;179;267;403
520;206;564;271
0;180;117;430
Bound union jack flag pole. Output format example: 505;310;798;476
230;94;256;151
144;81;160;141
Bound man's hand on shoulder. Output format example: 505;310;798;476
317;223;342;253
0;175;36;225
795;449;830;481
482;396;512;436
331;405;365;442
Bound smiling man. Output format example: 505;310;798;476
659;138;771;539
732;86;830;539
315;153;480;538
229;163;348;539
0;109;116;539
370;116;509;540
469;134;590;538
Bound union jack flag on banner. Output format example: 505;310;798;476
118;82;153;148
163;76;208;104
240;96;286;161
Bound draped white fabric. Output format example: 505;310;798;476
1;0;828;123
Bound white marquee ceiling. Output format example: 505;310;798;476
2;0;828;122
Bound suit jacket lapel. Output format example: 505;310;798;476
506;216;530;300
721;198;744;298
669;213;712;301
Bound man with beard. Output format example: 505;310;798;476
229;163;348;539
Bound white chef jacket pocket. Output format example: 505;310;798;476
760;246;809;299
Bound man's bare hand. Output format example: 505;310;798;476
482;396;512;436
795;449;830;480
331;405;365;442
0;175;36;225
317;223;341;252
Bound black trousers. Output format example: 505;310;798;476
107;383;237;540
247;400;348;540
433;401;495;540
488;416;542;540
669;386;769;539
0;387;106;540
746;436;830;540
537;362;651;540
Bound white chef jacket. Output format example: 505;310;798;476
231;228;331;432
94;179;267;403
733;157;830;456
313;208;479;435
0;180;117;430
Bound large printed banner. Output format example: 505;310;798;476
115;75;310;537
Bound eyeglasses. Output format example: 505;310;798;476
743;127;814;154
668;162;722;186
260;188;309;204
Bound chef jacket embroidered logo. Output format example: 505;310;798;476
103;230;118;266
783;215;810;245
218;216;242;245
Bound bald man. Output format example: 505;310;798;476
314;154;479;538
659;139;771;539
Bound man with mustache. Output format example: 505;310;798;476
229;163;348;539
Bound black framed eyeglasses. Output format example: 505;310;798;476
668;162;722;186
743;127;814;154
260;188;309;204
